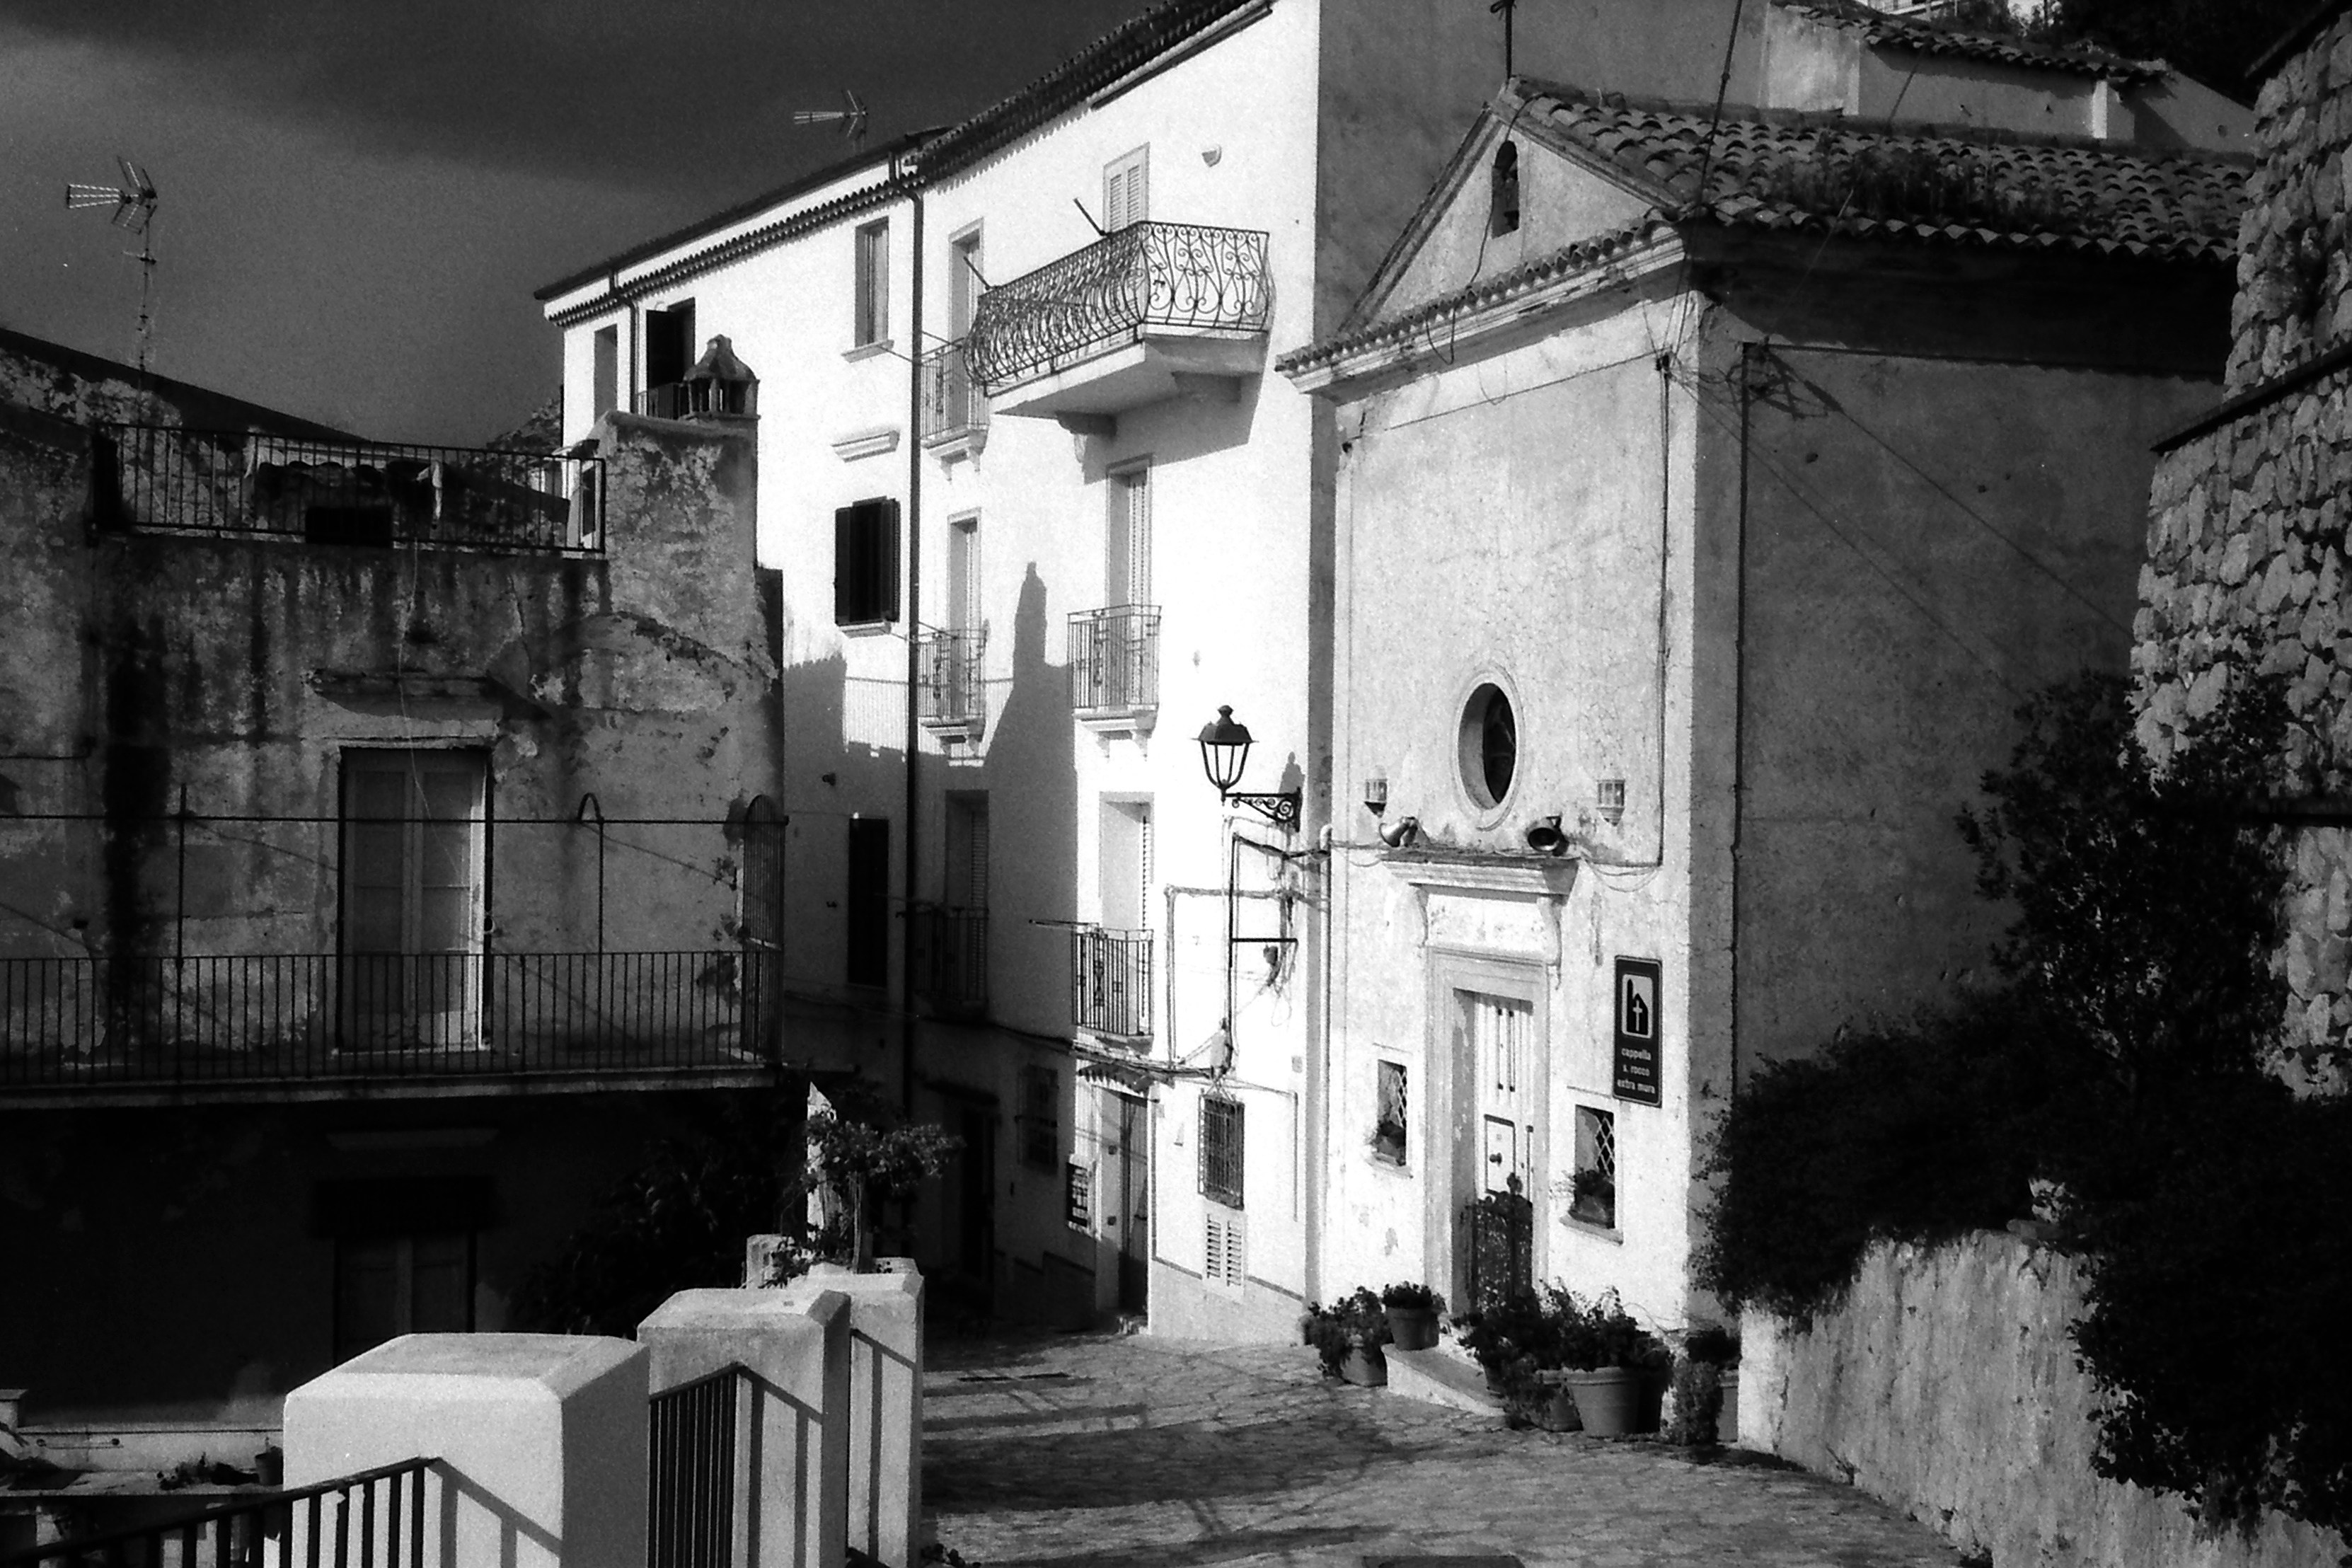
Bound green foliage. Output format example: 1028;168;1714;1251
1377;1281;1445;1311
1956;672;2285;1084
1302;1287;1390;1377
1663;1359;1725;1448
1455;1285;1666;1415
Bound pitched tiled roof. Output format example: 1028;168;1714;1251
1772;0;2167;83
908;0;1263;178
1520;81;2247;262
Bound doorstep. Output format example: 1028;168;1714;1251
1382;1349;1504;1422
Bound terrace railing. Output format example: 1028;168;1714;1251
965;222;1272;391
910;907;988;1014
918;342;988;448
635;379;756;421
96;424;604;553
0;1455;436;1568
0;949;778;1090
1068;605;1160;719
647;1364;751;1568
1071;927;1151;1041
915;627;986;732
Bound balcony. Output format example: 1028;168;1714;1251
918;342;988;456
634;377;756;421
97;425;604;554
1070;928;1151;1043
966;223;1271;427
916;627;986;739
910;908;988;1018
1067;605;1159;733
0;950;777;1097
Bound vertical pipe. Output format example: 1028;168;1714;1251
173;786;188;1059
1731;342;1755;1102
901;180;927;1118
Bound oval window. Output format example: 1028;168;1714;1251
1459;683;1517;809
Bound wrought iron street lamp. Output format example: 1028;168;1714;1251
1197;705;1299;828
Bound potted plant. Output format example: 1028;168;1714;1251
1453;1287;1548;1394
1304;1288;1391;1385
1568;1167;1616;1228
1668;1323;1739;1446
1555;1290;1667;1438
1378;1281;1446;1351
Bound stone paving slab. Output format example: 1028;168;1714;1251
923;1331;1970;1568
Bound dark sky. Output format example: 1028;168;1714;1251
0;2;1158;444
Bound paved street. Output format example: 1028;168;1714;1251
923;1332;1968;1568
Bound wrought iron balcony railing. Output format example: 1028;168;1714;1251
918;342;988;449
910;907;989;1014
0;949;776;1090
1068;605;1160;719
1071;927;1151;1041
97;425;604;553
966;222;1272;391
916;627;986;733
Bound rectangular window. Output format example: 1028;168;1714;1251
846;818;890;988
1104;146;1149;231
335;1232;473;1363
854;220;889;346
1020;1064;1060;1173
645;300;695;391
948;513;982;634
945;792;989;911
949;228;983;341
341;750;487;1049
1373;1060;1407;1166
1065;1160;1092;1230
592;325;618;418
1204;1209;1244;1288
1572;1104;1619;1230
1199;1093;1244;1209
834;498;902;626
1107;463;1151;608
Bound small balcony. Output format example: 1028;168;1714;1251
910;907;988;1018
0;950;777;1097
1070;927;1151;1043
918;342;988;456
98;425;604;554
1067;605;1159;732
966;222;1271;426
916;627;986;739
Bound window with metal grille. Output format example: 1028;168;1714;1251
1372;1059;1407;1166
1572;1103;1618;1230
1065;1160;1091;1229
1020;1064;1059;1173
1199;1093;1243;1209
834;498;901;626
853;220;889;346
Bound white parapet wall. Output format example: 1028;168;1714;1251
282;1332;647;1568
1741;1233;2339;1568
805;1261;924;1568
638;1283;851;1568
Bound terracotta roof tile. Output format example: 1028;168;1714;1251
1772;0;2167;82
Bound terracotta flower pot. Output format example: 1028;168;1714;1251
1385;1305;1439;1351
1562;1366;1644;1437
1341;1344;1388;1386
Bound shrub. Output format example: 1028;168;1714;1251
1378;1281;1445;1312
1303;1287;1390;1376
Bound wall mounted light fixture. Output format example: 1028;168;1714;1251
1197;705;1300;828
1597;778;1627;826
1363;771;1389;817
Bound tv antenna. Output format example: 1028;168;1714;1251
65;156;161;379
790;90;868;144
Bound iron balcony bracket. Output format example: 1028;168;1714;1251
1223;791;1300;829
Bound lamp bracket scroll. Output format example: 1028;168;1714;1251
1223;790;1301;829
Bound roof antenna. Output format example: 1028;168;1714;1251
65;156;161;382
1490;0;1516;79
790;89;869;144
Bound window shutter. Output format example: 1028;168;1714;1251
877;499;902;622
834;504;857;623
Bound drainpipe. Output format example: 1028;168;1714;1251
1730;342;1756;1102
901;183;926;1118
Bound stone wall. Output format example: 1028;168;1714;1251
2231;8;2352;391
1741;1233;2341;1568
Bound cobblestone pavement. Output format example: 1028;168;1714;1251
923;1331;1968;1568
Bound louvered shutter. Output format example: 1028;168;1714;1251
877;499;901;622
834;504;857;623
1105;149;1148;231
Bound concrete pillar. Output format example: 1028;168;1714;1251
806;1260;924;1568
282;1332;647;1568
637;1284;851;1568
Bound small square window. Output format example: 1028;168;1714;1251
1572;1104;1618;1230
1371;1060;1407;1165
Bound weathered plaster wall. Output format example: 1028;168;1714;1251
0;1093;734;1422
2230;12;2352;391
1742;1234;2340;1568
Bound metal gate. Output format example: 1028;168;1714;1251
647;1364;752;1568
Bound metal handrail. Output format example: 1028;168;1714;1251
0;1455;437;1568
1067;605;1160;716
96;423;604;553
918;342;988;446
916;626;986;728
966;221;1271;389
649;1364;749;1568
1071;926;1151;1039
